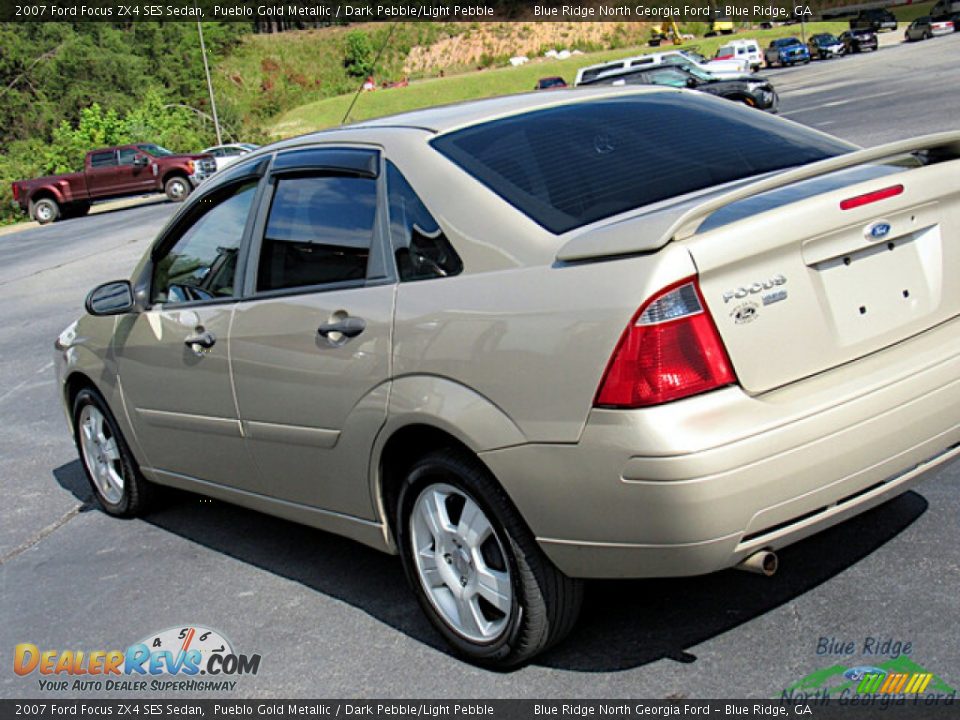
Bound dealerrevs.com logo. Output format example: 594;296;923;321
14;626;261;692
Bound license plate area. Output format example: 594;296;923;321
812;225;941;346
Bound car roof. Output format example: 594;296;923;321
339;85;668;135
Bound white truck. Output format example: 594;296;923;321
574;49;750;86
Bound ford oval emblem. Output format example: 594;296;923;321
866;221;892;240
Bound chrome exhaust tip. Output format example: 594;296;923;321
737;549;778;576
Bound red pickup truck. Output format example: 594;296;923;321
11;143;217;224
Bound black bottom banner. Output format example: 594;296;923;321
3;699;959;719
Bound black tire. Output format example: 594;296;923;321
396;448;583;669
164;175;191;202
73;387;152;518
29;197;60;224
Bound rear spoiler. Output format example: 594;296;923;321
556;131;960;262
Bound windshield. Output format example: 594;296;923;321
662;58;715;81
137;144;175;157
432;94;854;234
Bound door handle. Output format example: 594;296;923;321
317;316;366;340
184;329;216;350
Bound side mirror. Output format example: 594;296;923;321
686;77;699;89
134;155;149;167
85;280;136;316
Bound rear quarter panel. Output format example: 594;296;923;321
21;172;89;205
392;247;697;443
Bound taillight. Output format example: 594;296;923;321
594;278;736;408
11;183;19;202
840;184;903;210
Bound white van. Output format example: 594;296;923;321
574;50;748;85
715;39;763;71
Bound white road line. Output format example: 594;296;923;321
782;90;899;116
0;362;56;404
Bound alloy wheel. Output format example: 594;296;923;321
78;404;124;505
409;483;513;643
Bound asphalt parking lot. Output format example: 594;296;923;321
1;31;958;700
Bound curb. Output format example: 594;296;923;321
0;194;167;239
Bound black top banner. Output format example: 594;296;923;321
0;0;897;23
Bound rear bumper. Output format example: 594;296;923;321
481;316;960;578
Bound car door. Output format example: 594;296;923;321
117;147;156;193
86;150;119;197
113;172;265;491
228;147;394;519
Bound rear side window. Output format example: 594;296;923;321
90;151;116;168
257;175;377;292
386;162;462;282
431;94;853;234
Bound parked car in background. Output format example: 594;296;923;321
839;28;879;53
534;76;567;90
905;16;955;40
11;144;216;224
61;87;960;668
715;39;763;71
932;0;960;14
808;33;845;59
202;143;260;172
764;37;811;67
939;12;960;29
850;8;898;31
582;64;778;112
575;49;747;85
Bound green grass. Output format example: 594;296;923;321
272;21;852;136
890;1;938;21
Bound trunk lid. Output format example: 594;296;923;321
688;158;960;394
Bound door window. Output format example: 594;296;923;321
386;162;462;281
118;148;138;166
90;151;117;168
152;181;258;304
256;175;378;292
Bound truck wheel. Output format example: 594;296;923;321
396;448;583;668
30;197;60;224
164;176;191;202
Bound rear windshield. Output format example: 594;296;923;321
431;93;853;234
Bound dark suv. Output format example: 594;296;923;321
850;8;898;31
839;28;879;53
583;64;779;112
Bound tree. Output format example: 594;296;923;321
343;31;374;78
